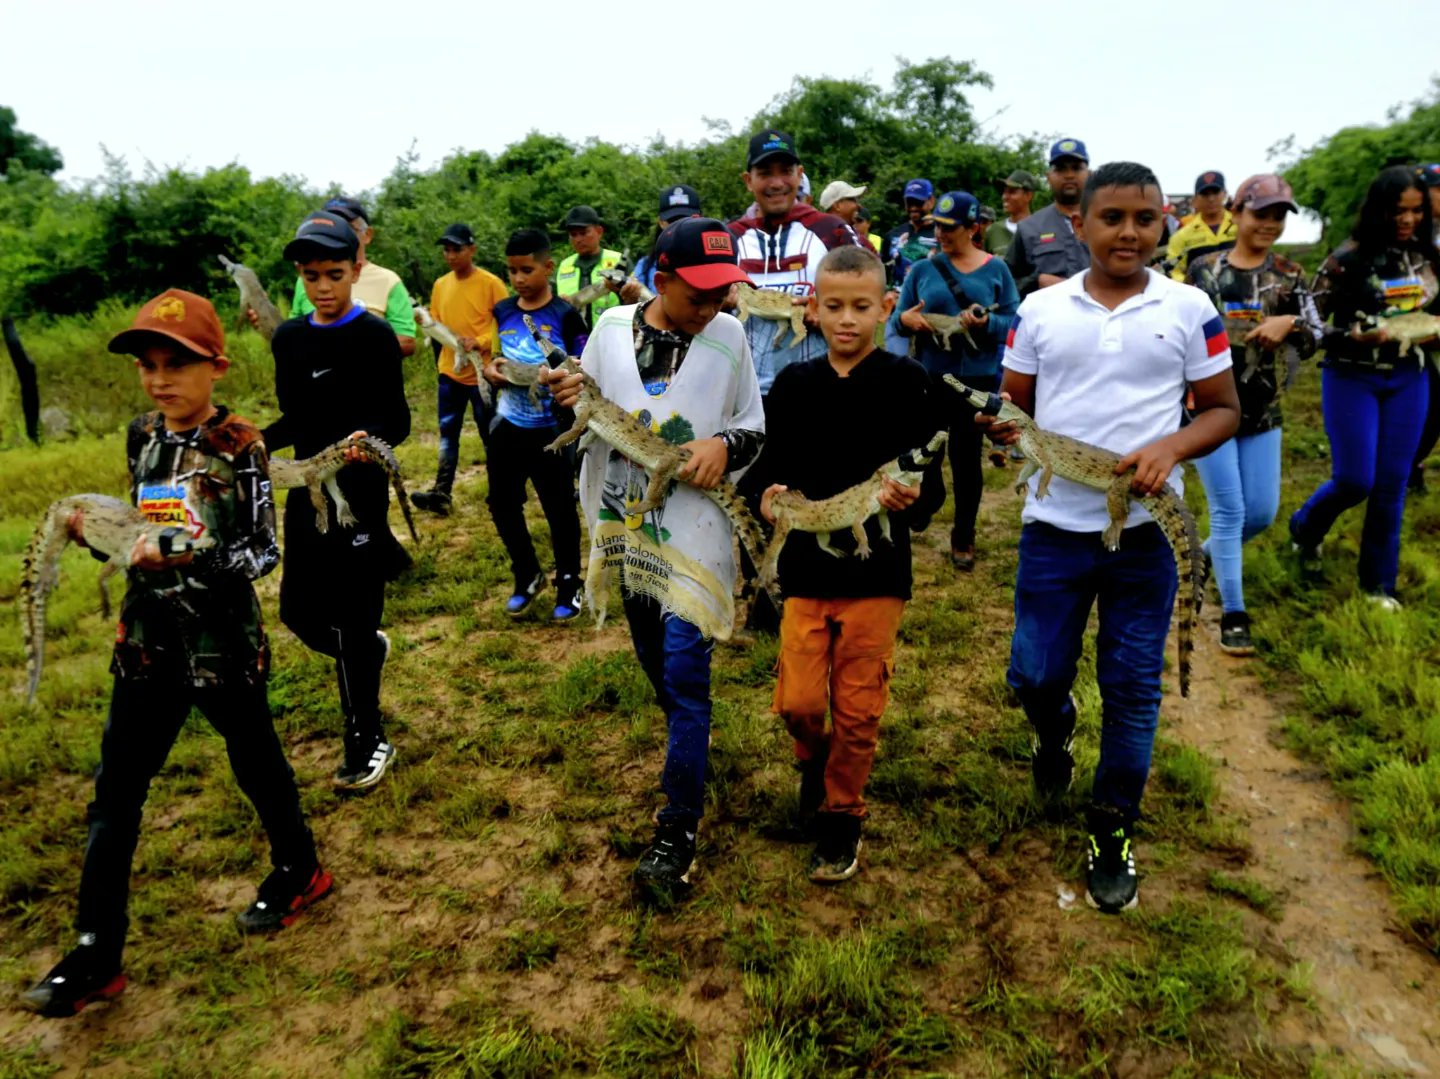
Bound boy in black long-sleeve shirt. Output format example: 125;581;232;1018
263;211;411;791
759;246;935;883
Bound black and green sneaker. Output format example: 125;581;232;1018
633;821;696;905
1085;806;1138;914
1218;611;1255;656
1030;694;1077;815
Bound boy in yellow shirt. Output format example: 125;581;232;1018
413;223;511;515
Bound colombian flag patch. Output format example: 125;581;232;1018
1202;315;1227;357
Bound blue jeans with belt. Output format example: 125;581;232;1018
623;592;714;830
1290;364;1428;596
1007;521;1178;821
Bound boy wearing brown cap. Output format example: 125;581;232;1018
263;211;411;791
22;290;329;1019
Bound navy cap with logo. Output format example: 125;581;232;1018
1049;138;1089;164
746;130;800;169
283;211;360;261
563;205;603;228
903;178;934;202
438;223;476;247
932;191;981;228
654;217;754;291
1420;163;1440;189
658;184;702;223
1194;170;1226;194
322;196;369;225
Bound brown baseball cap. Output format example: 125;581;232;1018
1231;174;1299;214
108;288;226;361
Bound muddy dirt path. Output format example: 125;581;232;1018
1171;612;1440;1073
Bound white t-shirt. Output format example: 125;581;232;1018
577;306;764;640
1002;268;1231;533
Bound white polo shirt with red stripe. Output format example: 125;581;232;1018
1002;267;1230;534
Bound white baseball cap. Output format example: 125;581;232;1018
819;180;867;211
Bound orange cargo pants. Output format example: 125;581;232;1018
771;596;905;818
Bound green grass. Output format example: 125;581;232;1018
0;312;1431;1074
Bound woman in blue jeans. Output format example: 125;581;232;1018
1186;175;1320;654
1290;166;1440;609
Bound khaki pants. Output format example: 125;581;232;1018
772;596;905;817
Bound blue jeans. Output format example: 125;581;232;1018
1007;522;1178;821
1290;364;1429;596
1192;428;1283;613
434;374;490;493
623;593;714;829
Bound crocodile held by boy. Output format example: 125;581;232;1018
268;435;418;542
218;255;283;341
945;376;1203;698
758;430;949;592
735;283;808;348
521;314;779;608
21;495;215;705
413;305;491;400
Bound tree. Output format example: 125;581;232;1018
0;107;62;177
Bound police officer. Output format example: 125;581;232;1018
557;206;624;330
1006;139;1092;297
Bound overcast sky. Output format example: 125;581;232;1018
6;0;1439;245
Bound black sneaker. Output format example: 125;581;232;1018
1031;734;1076;813
1288;518;1322;575
951;546;976;572
506;572;546;617
633;821;696;901
236;864;334;933
334;739;395;791
808;813;862;883
410;489;452;516
1218;611;1255;656
797;752;828;831
552;574;584;622
1085;806;1139;914
20;939;125;1018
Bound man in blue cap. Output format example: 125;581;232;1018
882;178;937;287
1164;171;1235;281
1006;139;1092;297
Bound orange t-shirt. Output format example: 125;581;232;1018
430;267;509;386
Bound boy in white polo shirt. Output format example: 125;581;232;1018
982;162;1239;914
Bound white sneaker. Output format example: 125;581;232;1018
1366;593;1402;612
377;630;391;669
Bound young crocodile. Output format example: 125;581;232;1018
268;435;418;542
1356;309;1440;358
521;314;779;609
413;304;490;399
758;430;949;593
735;283;808;348
1221;316;1302;391
911;304;1000;356
21;494;215;705
218;254;283;341
945;376;1203;698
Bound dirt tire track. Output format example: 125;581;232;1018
1170;619;1440;1073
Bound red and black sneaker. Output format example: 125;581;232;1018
21;941;126;1018
236;864;334;933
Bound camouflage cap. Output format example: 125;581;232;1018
108;289;226;361
1232;174;1298;215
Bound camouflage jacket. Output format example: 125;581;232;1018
113;408;279;686
1187;251;1321;435
1310;241;1440;369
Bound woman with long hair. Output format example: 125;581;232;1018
1186;175;1320;654
1289;166;1440;607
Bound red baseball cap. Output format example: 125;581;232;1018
108;288;226;360
654;217;753;290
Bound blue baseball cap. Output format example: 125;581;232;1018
1419;164;1440;188
1049;138;1089;164
932;191;981;228
903;178;934;201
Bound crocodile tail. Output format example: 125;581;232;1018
1146;491;1202;698
912;429;949;468
353;436;419;544
21;499;74;705
709;482;782;609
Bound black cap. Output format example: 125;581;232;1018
322;196;369;225
746;130;800;169
1194;170;1226;194
437;222;476;246
283;211;360;261
654;217;753;290
563;205;603;228
658;184;701;223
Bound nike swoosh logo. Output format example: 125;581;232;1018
313;368;333;378
352;534;370;547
